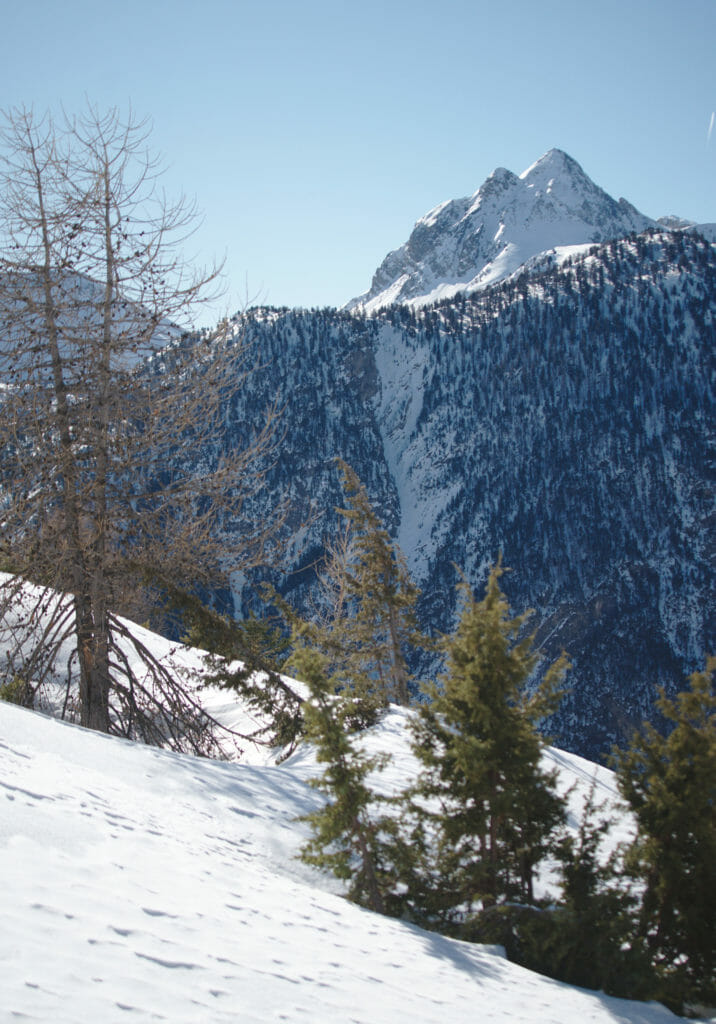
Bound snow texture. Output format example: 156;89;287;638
0;627;690;1024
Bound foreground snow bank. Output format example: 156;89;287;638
0;700;686;1024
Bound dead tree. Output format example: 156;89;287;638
0;105;281;753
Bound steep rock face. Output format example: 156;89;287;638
347;149;655;313
217;229;714;762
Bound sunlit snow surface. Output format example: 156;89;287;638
0;670;686;1022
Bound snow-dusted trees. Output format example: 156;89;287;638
0;106;278;751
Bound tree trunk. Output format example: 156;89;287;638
387;604;409;705
353;817;386;915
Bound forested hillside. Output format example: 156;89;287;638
208;228;714;761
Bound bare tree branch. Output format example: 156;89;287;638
0;105;284;751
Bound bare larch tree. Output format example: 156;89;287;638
0;105;280;753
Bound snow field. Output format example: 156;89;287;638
0;696;688;1024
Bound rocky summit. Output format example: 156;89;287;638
346;149;657;313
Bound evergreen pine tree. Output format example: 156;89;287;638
613;658;716;1013
290;461;421;718
330;460;420;706
202;612;304;755
290;643;394;914
159;583;304;755
509;781;651;998
407;562;568;926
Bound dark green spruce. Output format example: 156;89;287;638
613;657;716;1014
403;562;568;927
291;644;395;915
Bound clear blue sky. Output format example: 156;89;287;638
2;0;714;323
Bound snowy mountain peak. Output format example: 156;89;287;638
519;147;584;182
476;165;520;194
347;149;657;312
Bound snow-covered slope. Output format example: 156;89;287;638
347;149;656;312
687;222;716;243
658;216;716;242
1;692;685;1024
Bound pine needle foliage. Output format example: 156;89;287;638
291;643;395;914
329;459;421;707
502;781;652;998
165;583;304;756
613;657;716;1014
408;562;568;921
281;461;422;727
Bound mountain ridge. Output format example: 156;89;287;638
346;149;683;312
